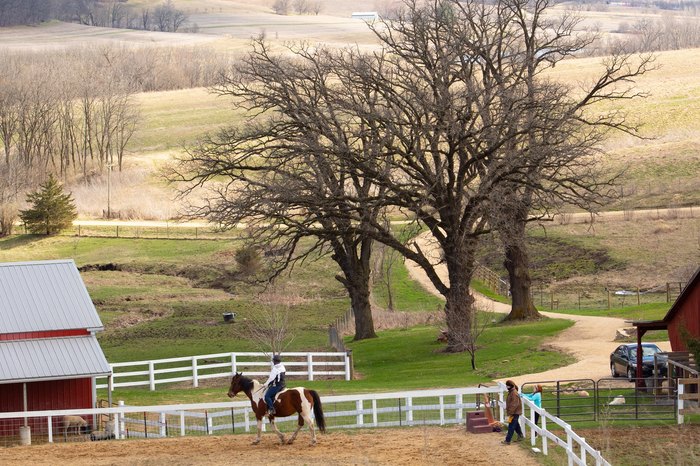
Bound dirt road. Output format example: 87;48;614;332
404;232;671;386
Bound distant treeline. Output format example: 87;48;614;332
0;0;192;32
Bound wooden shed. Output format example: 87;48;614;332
0;260;111;441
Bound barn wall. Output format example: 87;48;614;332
668;283;700;351
0;378;94;438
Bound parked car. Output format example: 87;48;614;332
610;343;667;381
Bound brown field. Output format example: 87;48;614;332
0;427;540;466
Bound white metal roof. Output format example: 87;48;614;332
0;260;103;334
0;336;111;384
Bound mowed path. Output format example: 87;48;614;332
404;232;671;387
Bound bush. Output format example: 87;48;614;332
235;245;262;276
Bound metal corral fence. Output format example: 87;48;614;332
522;377;677;424
0;385;507;447
95;352;352;392
58;222;241;240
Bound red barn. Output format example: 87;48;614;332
0;260;111;440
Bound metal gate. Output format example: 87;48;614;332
523;378;676;423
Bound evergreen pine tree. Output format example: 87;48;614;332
20;175;77;235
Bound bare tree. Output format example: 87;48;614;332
235;286;297;354
272;0;290;15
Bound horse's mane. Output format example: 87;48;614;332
237;374;255;393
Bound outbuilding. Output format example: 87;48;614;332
0;260;111;442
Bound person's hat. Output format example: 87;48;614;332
272;354;282;364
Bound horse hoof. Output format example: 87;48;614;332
286;439;295;445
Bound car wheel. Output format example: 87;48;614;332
627;366;634;382
611;363;618;378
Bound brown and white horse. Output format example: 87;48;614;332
227;372;326;445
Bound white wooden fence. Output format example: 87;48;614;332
518;396;612;466
95;351;351;391
0;385;506;444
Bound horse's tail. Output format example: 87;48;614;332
310;390;326;433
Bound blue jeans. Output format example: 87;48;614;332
265;385;283;411
505;414;523;442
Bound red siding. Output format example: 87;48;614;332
0;329;89;341
668;282;700;351
0;378;93;437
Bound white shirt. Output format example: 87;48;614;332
264;362;286;386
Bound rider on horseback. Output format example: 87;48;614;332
263;354;286;416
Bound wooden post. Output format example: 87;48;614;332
607;289;611;309
637;287;640;306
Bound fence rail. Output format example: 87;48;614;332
96;351;351;391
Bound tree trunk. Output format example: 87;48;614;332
503;220;541;320
334;237;377;341
443;247;477;353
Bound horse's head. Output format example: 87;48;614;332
228;372;244;398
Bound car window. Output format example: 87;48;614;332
642;346;661;357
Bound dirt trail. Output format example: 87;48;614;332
404;232;671;387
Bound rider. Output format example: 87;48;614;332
263;354;286;416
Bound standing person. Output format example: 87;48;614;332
501;379;524;445
263;354;286;416
521;384;543;429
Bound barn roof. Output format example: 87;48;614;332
0;260;103;334
0;336;111;384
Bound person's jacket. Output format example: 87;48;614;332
506;388;523;416
521;392;542;409
264;362;286;387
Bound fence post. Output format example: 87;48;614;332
307;353;314;381
180;411;185;436
456;394;463;422
439;395;445;425
159;412;166;438
406;397;413;424
149;361;155;391
541;410;548;455
192;357;199;388
48;415;53;443
346;350;353;381
356;400;364;426
231;353;237;375
678;382;685;424
372;399;378;426
566;427;574;466
498;389;505;423
118;400;125;439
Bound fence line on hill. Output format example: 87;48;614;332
95;351;352;392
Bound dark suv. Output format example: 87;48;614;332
610;343;667;381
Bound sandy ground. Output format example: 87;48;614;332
0;427;539;466
404;232;671;387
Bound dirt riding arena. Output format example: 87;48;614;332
0;427;538;465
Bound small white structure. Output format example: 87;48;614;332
351;11;379;22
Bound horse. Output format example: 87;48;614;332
227;372;326;445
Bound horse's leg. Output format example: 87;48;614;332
269;418;286;444
304;412;317;445
287;415;304;444
252;418;263;445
